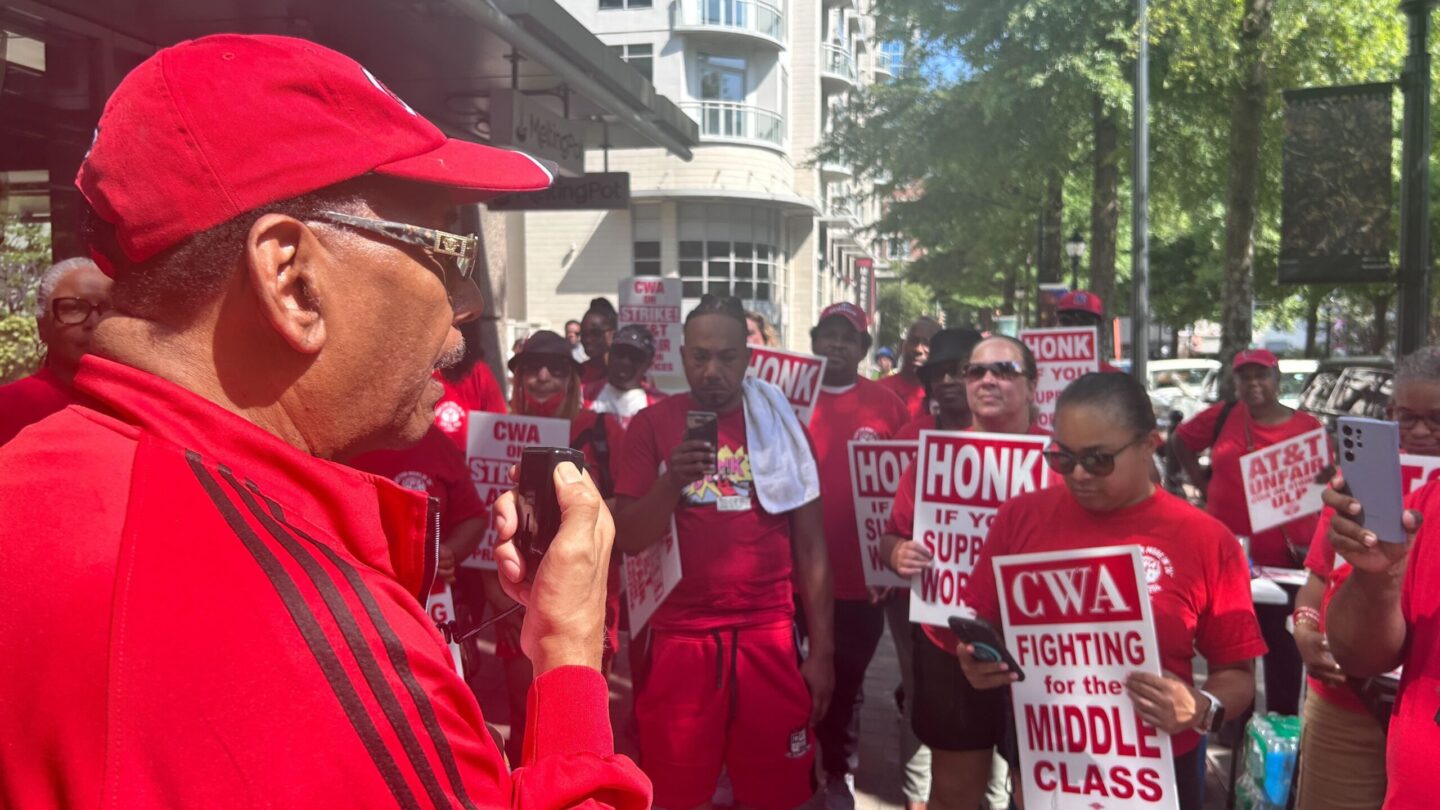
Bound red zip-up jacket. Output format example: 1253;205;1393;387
0;356;650;810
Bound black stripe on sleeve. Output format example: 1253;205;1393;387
216;467;459;810
183;451;423;810
248;484;481;810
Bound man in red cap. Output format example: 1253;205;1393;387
807;302;909;808
0;34;647;809
1056;289;1123;373
0;257;111;445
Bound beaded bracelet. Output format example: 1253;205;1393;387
1292;606;1322;630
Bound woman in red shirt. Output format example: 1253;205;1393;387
1171;349;1322;717
881;335;1049;810
962;372;1266;810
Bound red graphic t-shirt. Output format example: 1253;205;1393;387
432;364;507;452
348;427;487;534
1175;403;1323;567
809;379;910;600
614;393;800;632
965;486;1268;756
877;373;929;422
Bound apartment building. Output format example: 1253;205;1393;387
505;0;902;358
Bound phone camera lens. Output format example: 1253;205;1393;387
1345;451;1356;462
1342;425;1353;436
1343;438;1354;449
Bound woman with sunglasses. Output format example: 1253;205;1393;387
960;372;1265;810
881;334;1051;810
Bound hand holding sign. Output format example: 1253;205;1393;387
1124;672;1202;735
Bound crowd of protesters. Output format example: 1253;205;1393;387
2;31;1438;810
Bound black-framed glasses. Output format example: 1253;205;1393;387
51;297;108;325
519;357;574;379
1043;435;1149;477
1395;409;1440;432
313;211;477;283
964;360;1025;382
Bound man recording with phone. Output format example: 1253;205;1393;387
614;294;835;810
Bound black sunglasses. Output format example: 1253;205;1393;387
1043;435;1149;477
519;357;574;378
51;297;108;325
964;360;1026;382
313;211;477;284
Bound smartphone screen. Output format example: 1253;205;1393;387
947;616;1026;681
1337;417;1406;543
515;447;587;575
685;411;719;474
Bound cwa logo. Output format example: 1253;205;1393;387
1140;547;1174;595
395;470;433;493
1003;556;1143;626
435;401;465;434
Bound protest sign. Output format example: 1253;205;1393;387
1239;428;1329;534
618;276;682;376
1402;453;1440;494
1021;327;1100;431
909;430;1052;626
624;516;682;633
462;412;570;570
849;440;917;588
425;584;465;676
996;545;1178;810
745;346;827;423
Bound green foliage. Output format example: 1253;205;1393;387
2;215;51;382
826;0;1412;349
876;276;937;350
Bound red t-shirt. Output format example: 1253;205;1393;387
432;364;507;451
877;373;929;422
582;380;668;430
894;414;947;441
614;394;799;632
885;423;1054;651
1175;403;1324;567
1385;480;1440;809
1301;510;1369;714
965;486;1268;756
348;427;487;534
570;409;628;498
581;358;607;386
808;379;910;600
0;367;77;445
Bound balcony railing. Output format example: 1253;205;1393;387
821;43;857;86
673;0;785;45
681;101;786;150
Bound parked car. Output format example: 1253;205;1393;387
1145;359;1220;424
1297;356;1394;431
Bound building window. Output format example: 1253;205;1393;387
886;236;908;260
609;43;654;82
600;0;651;9
698;54;747;101
635;241;661;276
679;240;777;302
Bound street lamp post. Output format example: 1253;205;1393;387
1065;230;1086;290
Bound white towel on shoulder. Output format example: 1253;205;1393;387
742;377;821;513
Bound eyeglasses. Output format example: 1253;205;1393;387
1395;409;1440;432
964;360;1026;382
921;360;965;382
1043;435;1149;477
313;211;477;283
51;297;108;325
520;358;574;379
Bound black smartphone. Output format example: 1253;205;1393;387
514;447;587;577
685;411;719;474
948;616;1025;682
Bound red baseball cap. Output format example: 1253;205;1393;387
1057;290;1104;316
818;302;869;333
1232;349;1280;371
77;34;556;265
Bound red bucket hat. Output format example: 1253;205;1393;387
77;34;555;266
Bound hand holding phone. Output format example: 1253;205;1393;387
1337;417;1406;543
685;411;719;473
949;616;1025;685
514;447;588;577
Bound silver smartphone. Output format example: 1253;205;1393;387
1337;416;1406;543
